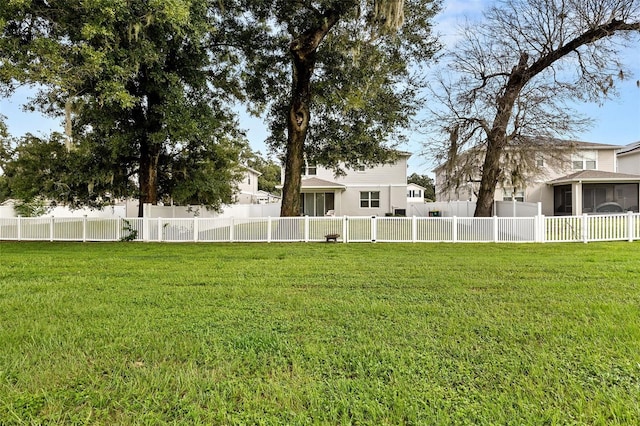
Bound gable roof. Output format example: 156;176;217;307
300;177;346;190
549;170;640;185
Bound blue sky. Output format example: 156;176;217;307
1;0;638;176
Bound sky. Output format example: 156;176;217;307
1;0;639;176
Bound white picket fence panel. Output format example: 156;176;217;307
0;213;638;243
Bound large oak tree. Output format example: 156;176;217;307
240;0;440;216
0;0;246;216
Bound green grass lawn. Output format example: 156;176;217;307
1;242;639;425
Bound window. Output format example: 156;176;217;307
408;189;422;198
357;164;365;172
302;164;317;176
360;191;380;208
503;189;524;202
572;151;597;170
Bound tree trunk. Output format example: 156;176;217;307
135;75;163;218
279;12;341;216
138;138;160;217
280;52;314;216
474;54;529;217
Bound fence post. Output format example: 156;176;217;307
193;217;199;243
17;216;21;241
304;215;309;242
493;216;499;242
628;211;634;242
343;216;348;243
537;215;546;243
50;216;54;242
267;217;272;243
142;217;149;242
116;217;121;241
452;216;457;243
371;216;377;242
582;214;589;243
412;216;417;243
158;217;163;242
83;215;87;242
230;218;234;242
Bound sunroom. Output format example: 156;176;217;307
550;170;640;216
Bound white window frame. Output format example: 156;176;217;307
571;151;597;170
503;189;525;202
360;191;380;208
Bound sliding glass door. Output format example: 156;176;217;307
301;192;335;216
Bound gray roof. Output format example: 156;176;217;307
300;177;346;190
549;170;640;185
618;141;640;156
564;140;625;150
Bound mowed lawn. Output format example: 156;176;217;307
1;242;639;425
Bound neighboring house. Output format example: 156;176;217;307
255;190;281;204
235;166;262;204
281;153;411;216
435;140;640;216
618;141;640;175
407;183;426;203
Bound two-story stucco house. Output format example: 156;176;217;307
435;140;640;216
283;153;411;217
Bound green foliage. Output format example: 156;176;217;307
119;219;138;242
245;151;282;195
242;0;440;171
1;0;247;214
0;242;639;423
0;133;122;209
407;172;435;200
11;198;49;217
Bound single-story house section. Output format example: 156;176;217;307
407;183;426;203
549;170;640;215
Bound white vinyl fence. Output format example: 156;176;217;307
1;212;638;243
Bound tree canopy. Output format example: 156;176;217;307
239;0;440;216
425;0;640;216
0;0;247;216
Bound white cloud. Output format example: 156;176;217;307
434;0;489;47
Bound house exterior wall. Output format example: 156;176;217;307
618;151;640;175
309;160;407;186
597;150;617;172
236;168;261;204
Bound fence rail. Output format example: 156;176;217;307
0;213;638;244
